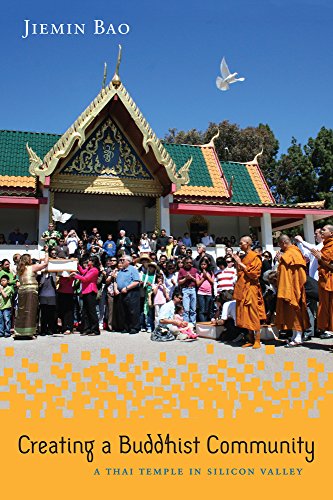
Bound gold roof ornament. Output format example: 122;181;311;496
102;62;107;89
177;156;192;185
26;143;43;176
111;44;122;88
203;129;220;148
227;147;264;166
246;147;263;165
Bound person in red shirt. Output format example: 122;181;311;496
71;255;100;336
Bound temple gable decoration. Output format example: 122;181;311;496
25;46;192;192
61;118;153;180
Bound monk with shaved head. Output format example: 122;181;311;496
232;236;266;349
311;225;333;336
275;234;309;347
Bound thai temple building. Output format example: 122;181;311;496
0;56;332;255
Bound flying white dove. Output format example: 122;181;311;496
216;57;245;91
51;207;73;224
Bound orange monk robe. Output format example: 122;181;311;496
233;250;266;330
275;245;310;331
317;237;333;331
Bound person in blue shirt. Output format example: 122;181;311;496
103;234;117;258
116;255;140;334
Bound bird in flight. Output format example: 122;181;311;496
52;207;73;224
216;57;245;91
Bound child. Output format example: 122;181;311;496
174;304;197;340
0;275;14;338
139;233;151;255
196;257;214;321
152;273;170;322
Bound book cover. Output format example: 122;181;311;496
0;1;332;499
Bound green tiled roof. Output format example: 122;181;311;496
0;131;274;206
163;143;213;187
0;130;60;177
222;162;262;204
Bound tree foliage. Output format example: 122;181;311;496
307;127;333;208
273;138;317;204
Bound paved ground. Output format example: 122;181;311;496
0;329;332;381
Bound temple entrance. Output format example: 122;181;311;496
53;193;154;238
77;220;141;240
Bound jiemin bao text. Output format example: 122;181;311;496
21;20;131;38
17;434;315;463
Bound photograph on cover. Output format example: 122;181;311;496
0;2;333;497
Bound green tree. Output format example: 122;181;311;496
273;137;317;203
307;127;333;208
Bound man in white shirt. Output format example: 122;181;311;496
295;229;323;280
201;231;214;247
295;228;332;339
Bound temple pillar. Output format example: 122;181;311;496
303;214;315;244
260;212;274;252
38;187;50;247
157;195;171;235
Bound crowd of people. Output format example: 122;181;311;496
0;222;332;350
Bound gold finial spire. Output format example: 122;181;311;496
112;44;122;88
102;62;107;89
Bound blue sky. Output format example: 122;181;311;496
1;0;332;156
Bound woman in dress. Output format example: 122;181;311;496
14;251;49;340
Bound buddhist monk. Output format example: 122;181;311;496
311;225;333;336
275;235;310;347
233;236;266;349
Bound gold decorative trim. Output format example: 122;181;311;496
51;175;162;196
295;200;326;208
